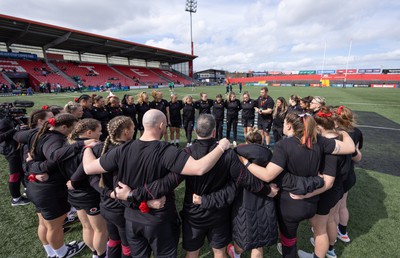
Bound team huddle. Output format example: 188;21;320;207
0;86;364;258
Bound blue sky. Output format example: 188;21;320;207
1;0;399;72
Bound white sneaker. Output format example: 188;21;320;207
337;231;351;243
233;141;237;147
276;243;282;255
297;250;314;258
186;143;190;147
326;249;337;258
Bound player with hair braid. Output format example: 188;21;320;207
25;113;96;258
71;116;134;258
65;118;108;258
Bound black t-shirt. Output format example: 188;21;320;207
212;100;225;120
149;99;169;116
122;104;138;125
82;108;94;119
225;99;242;117
182;138;266;227
107;106;124;120
256;96;275;121
241;99;256;119
136;102;150;125
169;100;183;122
182;103;196;122
99;140;190;224
271;135;336;178
272;107;286;129
195;99;213;114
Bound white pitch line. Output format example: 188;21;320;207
339;102;400;107
358;125;400;131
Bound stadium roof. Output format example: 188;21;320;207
0;14;196;64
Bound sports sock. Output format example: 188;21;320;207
54;244;68;257
338;224;347;234
98;251;107;258
43;244;56;257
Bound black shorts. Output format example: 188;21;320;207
241;118;255;128
343;170;356;193
182;219;231;251
316;187;343;215
126;217;181;258
68;190;101;216
258;120;272;132
169;120;182;128
26;182;70;220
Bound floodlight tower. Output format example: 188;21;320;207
185;0;197;55
185;0;197;79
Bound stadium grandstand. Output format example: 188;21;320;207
0;14;196;93
226;68;400;88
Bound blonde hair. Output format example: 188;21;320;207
64;101;81;114
137;91;148;105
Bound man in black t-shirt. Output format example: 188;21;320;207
179;114;269;257
82;109;230;258
255;87;274;147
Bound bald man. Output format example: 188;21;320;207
83;109;230;258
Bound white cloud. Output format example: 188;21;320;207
0;0;399;71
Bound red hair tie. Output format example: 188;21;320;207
74;97;79;103
139;201;150;213
317;111;332;118
48;118;56;127
42;105;49;110
337;106;344;115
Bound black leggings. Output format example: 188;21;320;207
226;116;238;141
277;192;318;258
6;155;23;198
215;119;224;140
101;206;130;258
183;119;194;144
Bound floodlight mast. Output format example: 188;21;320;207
185;0;197;56
185;0;197;80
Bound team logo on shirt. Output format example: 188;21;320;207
89;207;98;214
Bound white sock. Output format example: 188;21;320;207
176;140;179;143
54;244;68;257
230;245;241;258
13;197;20;202
43;244;56;257
170;140;174;144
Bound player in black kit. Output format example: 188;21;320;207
255;87;274;147
212;94;225;140
240;112;356;258
225;91;241;145
183;95;196;146
82;109;231;258
169;93;183;147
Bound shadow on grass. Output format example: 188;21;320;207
355;111;400;176
333;169;388;257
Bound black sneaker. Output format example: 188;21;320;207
175;143;180;148
11;197;31;207
61;240;86;258
63;215;79;226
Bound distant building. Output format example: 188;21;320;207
195;69;226;83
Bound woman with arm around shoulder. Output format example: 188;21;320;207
241;112;355;258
